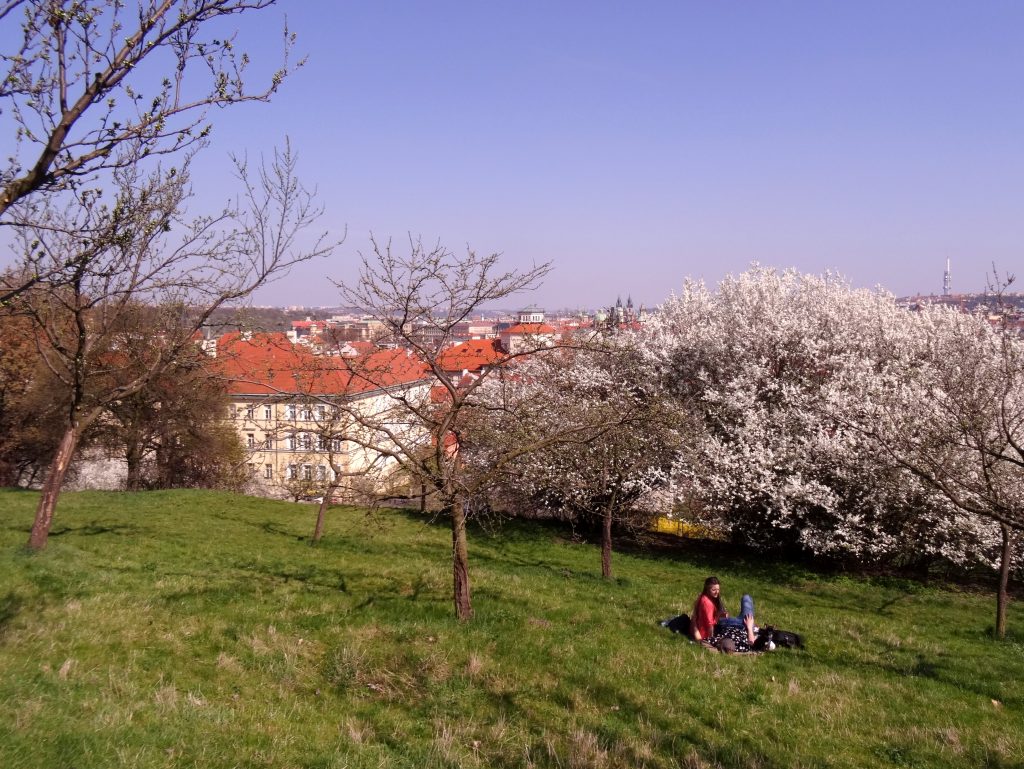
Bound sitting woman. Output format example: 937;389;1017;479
691;576;760;653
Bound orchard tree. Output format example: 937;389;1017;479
648;267;993;570
334;239;614;620
334;239;549;620
0;0;332;550
94;323;245;491
1;0;301;302
273;394;389;544
488;340;683;579
0;306;71;485
836;304;1024;637
5;145;333;550
650;265;1020;636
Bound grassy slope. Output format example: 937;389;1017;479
0;489;1021;769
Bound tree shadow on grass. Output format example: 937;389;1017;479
204;511;309;541
821;634;1022;708
231;559;351;593
259;520;307;541
875;593;911;615
472;662;794;769
0;590;23;639
48;523;144;538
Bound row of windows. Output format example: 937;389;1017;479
287;464;329;481
245;433;345;452
231;404;339;422
245;463;332;481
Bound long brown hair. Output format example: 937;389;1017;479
698;575;726;618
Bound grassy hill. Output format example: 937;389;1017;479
1;489;1021;769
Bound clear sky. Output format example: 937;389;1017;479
12;1;1024;310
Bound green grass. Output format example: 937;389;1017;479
0;489;1022;769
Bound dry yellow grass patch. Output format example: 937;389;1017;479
567;727;610;769
465;652;485;678
153;682;179;712
342;715;374;744
216;651;242;672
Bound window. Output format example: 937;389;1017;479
331;438;344;453
287;464;297;479
317;434;327;451
315;465;327;481
264;405;272;420
286;404;297;420
286;434;296;451
264;464;273;479
300;433;312;451
265;437;274;450
300;405;313;421
302;464;313;481
317;404;327;421
246;405;255;420
246;433;255;448
247;462;256;475
229;405;238;419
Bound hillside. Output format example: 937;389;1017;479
1;490;1021;769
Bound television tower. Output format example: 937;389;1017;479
943;258;952;297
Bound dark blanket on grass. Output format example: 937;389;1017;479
659;613;803;653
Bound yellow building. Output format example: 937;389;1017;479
216;332;430;500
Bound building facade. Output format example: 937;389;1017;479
216;332;430;500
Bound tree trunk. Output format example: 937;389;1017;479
450;497;473;621
601;505;613;580
312;486;333;545
125;438;144;491
996;523;1012;640
28;426;80;551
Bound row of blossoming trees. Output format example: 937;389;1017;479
471;267;1021;638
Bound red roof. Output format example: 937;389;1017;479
436;339;506;372
430;384;451;404
216;332;428;396
334;340;378;358
502;322;556;335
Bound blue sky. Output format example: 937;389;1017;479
11;1;1024;309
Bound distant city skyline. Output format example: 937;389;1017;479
3;2;1021;310
252;256;1003;312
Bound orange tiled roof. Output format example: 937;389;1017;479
502;322;556;335
436;339;506;372
216;332;428;396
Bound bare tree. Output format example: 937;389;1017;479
271;391;391;543
93;322;245;491
331;240;637;620
330;240;552;620
0;0;298;217
0;304;73;485
5;145;333;550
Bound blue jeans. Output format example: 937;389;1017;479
716;594;754;631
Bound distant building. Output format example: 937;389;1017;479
598;295;644;330
436;338;507;384
450;319;497;340
499;307;557;354
214;332;430;499
517;305;546;324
